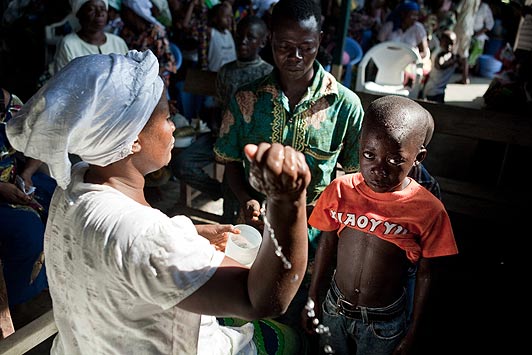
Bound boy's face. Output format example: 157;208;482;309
271;17;321;82
214;5;233;31
359;121;421;193
235;23;266;62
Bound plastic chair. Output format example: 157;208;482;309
355;41;424;99
169;42;200;119
169;42;183;73
342;37;363;88
44;14;80;68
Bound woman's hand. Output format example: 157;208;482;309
245;143;310;203
0;181;32;205
195;224;239;252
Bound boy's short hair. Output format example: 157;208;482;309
208;3;225;25
270;0;321;33
237;15;268;36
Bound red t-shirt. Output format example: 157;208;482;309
309;173;458;263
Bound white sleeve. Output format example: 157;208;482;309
127;214;225;309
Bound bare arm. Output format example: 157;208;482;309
181;0;200;29
418;37;430;60
19;157;43;189
225;161;263;230
302;230;338;334
179;143;310;320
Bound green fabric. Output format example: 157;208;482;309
468;38;484;67
214;61;364;205
219;318;308;354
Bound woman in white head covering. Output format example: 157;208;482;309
52;0;129;75
6;50;310;354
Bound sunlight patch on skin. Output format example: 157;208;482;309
299;17;318;31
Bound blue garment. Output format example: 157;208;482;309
0;172;56;306
0;91;57;306
321;283;407;355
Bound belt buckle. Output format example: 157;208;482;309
336;294;357;315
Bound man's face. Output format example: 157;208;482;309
271;17;321;82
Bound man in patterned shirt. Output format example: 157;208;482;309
214;0;364;249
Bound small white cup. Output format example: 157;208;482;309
225;224;262;267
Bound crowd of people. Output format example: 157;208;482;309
0;0;529;353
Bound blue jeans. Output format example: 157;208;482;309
320;280;407;355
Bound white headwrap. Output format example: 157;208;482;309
6;50;164;189
70;0;109;15
122;0;164;29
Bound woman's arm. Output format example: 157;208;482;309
179;143;310;320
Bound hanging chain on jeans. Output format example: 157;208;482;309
260;201;299;283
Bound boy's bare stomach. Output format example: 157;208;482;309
334;228;411;308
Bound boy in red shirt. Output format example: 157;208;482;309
302;95;458;355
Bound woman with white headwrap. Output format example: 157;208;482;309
52;0;129;75
6;50;310;354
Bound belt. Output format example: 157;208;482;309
328;280;405;322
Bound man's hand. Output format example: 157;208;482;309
241;199;264;231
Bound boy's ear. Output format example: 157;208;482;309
414;147;427;165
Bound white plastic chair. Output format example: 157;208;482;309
355;41;424;99
44;14;80;68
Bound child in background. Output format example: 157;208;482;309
423;30;459;103
170;15;270;216
215;15;273;223
302;95;458;355
215;15;272;112
207;2;237;72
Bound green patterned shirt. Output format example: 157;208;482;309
214;61;364;204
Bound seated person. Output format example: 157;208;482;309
171;15;272;219
0;87;56;308
53;0;129;75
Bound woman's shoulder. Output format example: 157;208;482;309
104;32;129;51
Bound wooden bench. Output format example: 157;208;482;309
357;92;532;220
0;310;57;355
0;262;14;341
